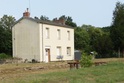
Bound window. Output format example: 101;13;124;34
67;47;71;56
67;31;70;40
57;29;60;40
57;47;61;56
46;28;49;39
56;47;63;59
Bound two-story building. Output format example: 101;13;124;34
12;9;74;62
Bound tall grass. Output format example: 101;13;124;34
0;53;11;59
2;61;124;83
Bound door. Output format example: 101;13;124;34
45;49;50;62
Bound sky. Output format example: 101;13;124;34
0;0;124;27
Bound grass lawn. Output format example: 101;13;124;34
1;59;124;83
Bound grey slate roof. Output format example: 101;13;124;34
13;17;73;29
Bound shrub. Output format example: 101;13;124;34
80;53;93;67
0;53;11;59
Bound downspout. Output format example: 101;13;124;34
13;27;16;58
42;23;44;62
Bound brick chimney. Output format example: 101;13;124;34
59;18;65;25
53;18;59;23
53;18;65;25
23;8;30;17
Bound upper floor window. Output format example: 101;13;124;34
57;29;61;40
67;31;70;40
46;28;49;39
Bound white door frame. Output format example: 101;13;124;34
45;46;50;63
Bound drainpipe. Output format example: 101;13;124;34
42;23;44;62
13;27;16;58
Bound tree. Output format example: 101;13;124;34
81;25;113;58
74;27;90;52
110;2;124;57
40;15;49;21
0;15;15;30
94;33;113;58
58;15;77;27
34;15;49;21
65;16;77;27
34;16;39;20
102;26;111;33
0;15;16;55
82;25;102;51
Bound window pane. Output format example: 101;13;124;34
57;29;60;40
67;31;70;40
67;47;71;56
46;28;49;39
57;47;61;56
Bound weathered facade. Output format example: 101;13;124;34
12;10;74;62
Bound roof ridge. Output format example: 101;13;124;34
13;17;74;29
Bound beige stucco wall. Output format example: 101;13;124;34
12;18;74;62
12;18;41;62
41;24;74;62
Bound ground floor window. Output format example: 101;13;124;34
56;47;63;59
57;47;61;56
67;47;71;56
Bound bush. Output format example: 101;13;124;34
80;53;93;67
0;53;11;59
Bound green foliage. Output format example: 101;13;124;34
0;53;11;59
6;61;124;83
74;27;90;52
59;15;77;27
40;15;49;21
75;25;113;58
34;15;49;21
93;33;113;58
0;15;16;55
110;1;124;57
65;16;77;27
80;53;93;67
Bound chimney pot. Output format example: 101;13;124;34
23;8;30;17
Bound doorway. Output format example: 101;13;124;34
45;48;50;62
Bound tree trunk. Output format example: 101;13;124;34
123;49;124;58
118;47;120;58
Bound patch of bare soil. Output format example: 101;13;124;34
1;58;124;81
0;62;69;80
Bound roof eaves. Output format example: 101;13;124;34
12;17;23;27
13;17;74;29
38;20;73;29
12;17;39;27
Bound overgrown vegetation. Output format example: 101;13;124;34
110;2;124;57
75;1;124;58
0;15;16;56
80;53;93;67
0;53;11;59
1;61;124;83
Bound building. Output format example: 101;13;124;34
12;9;74;62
